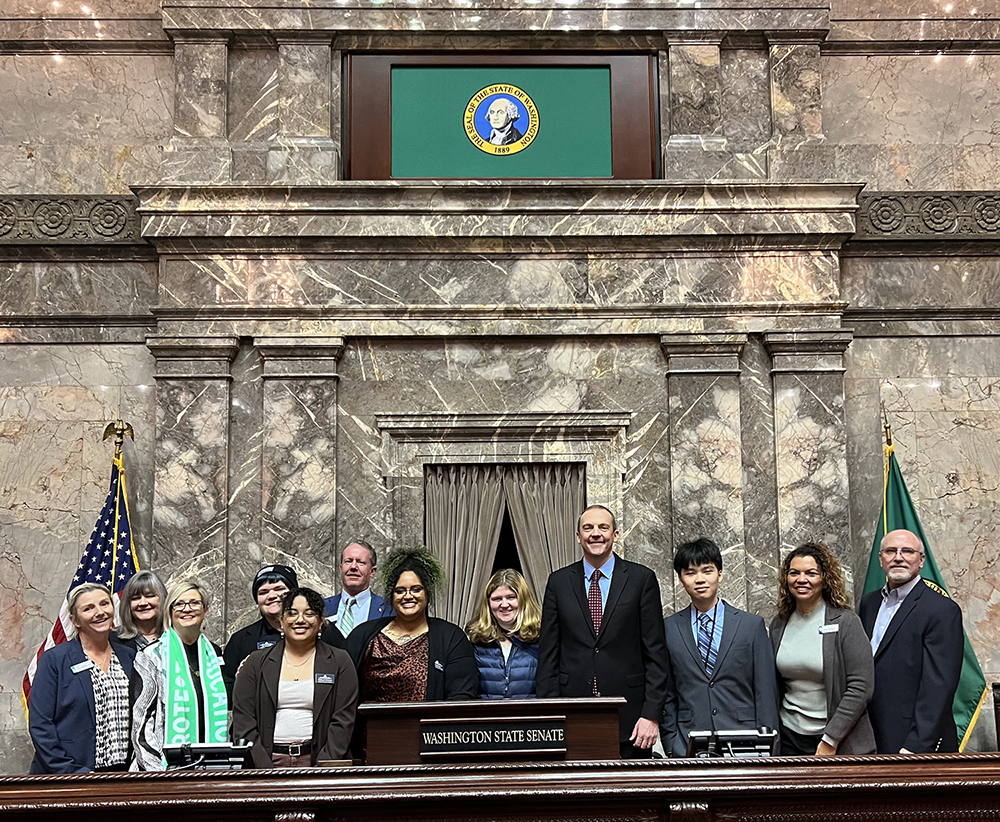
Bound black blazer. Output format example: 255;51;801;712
537;557;668;742
859;579;964;753
345;617;477;701
232;639;359;767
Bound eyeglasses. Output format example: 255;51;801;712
172;600;203;612
880;547;922;558
393;585;425;596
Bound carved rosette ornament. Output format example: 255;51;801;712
33;200;74;236
867;197;904;232
89;201;129;236
0;201;15;237
0;196;139;244
856;191;1000;240
973;197;1000;232
919;196;958;232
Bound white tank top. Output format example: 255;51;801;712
273;679;314;744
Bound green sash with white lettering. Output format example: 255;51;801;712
163;629;228;745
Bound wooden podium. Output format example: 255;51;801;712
357;696;625;764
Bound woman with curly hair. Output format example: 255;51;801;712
770;542;875;756
345;546;477;702
466;569;541;699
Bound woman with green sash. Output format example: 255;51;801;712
131;579;228;770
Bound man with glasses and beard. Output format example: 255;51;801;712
859;529;963;753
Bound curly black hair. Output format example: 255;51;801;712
378;546;447;608
281;587;326;619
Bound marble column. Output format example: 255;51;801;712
269;35;338;183
665;36;725;151
257;336;344;594
663;36;767;182
662;333;748;608
766;33;825;147
147;336;238;642
764;330;854;575
164;35;231;183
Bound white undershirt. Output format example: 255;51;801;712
273;679;314;744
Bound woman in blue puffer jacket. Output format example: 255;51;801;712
465;569;541;699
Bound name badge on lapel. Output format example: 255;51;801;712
315;673;335;685
434;660;444;671
819;624;840;634
257;639;277;650
71;660;95;674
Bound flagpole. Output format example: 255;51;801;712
22;420;140;722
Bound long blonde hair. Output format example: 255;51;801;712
466;569;542;644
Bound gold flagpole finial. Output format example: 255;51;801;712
881;402;893;447
102;420;134;457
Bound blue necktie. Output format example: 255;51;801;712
697;612;716;677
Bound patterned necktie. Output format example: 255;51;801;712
341;596;357;636
588;569;603;695
697;611;716;677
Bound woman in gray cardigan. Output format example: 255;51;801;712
770;542;876;756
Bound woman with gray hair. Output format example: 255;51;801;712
131;579;227;770
29;583;136;773
116;570;168;650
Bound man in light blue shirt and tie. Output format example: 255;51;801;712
323;540;394;638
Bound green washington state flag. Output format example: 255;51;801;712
862;439;988;751
390;67;612;178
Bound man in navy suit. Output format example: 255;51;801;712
324;540;393;638
859;528;964;753
660;538;779;757
537;505;668;758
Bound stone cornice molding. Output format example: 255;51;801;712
161;0;830;39
132;182;862;254
374;412;633;441
6;191;999;252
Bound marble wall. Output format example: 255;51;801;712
0;54;173;195
2;0;1000;774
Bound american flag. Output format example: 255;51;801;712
21;450;139;715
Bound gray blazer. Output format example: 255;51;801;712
770;605;876;755
661;602;780;758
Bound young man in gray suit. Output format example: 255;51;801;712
660;538;779;757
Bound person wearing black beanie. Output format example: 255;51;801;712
222;564;299;699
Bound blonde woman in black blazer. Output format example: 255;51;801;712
769;542;876;756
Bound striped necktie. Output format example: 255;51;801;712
340;596;357;636
697;611;716;677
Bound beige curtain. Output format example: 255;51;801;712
424;464;505;625
502;463;586;599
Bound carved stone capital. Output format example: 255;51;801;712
147;335;239;379
763;329;852;373
256;336;345;378
661;333;747;375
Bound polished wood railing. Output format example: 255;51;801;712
3;755;1000;822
